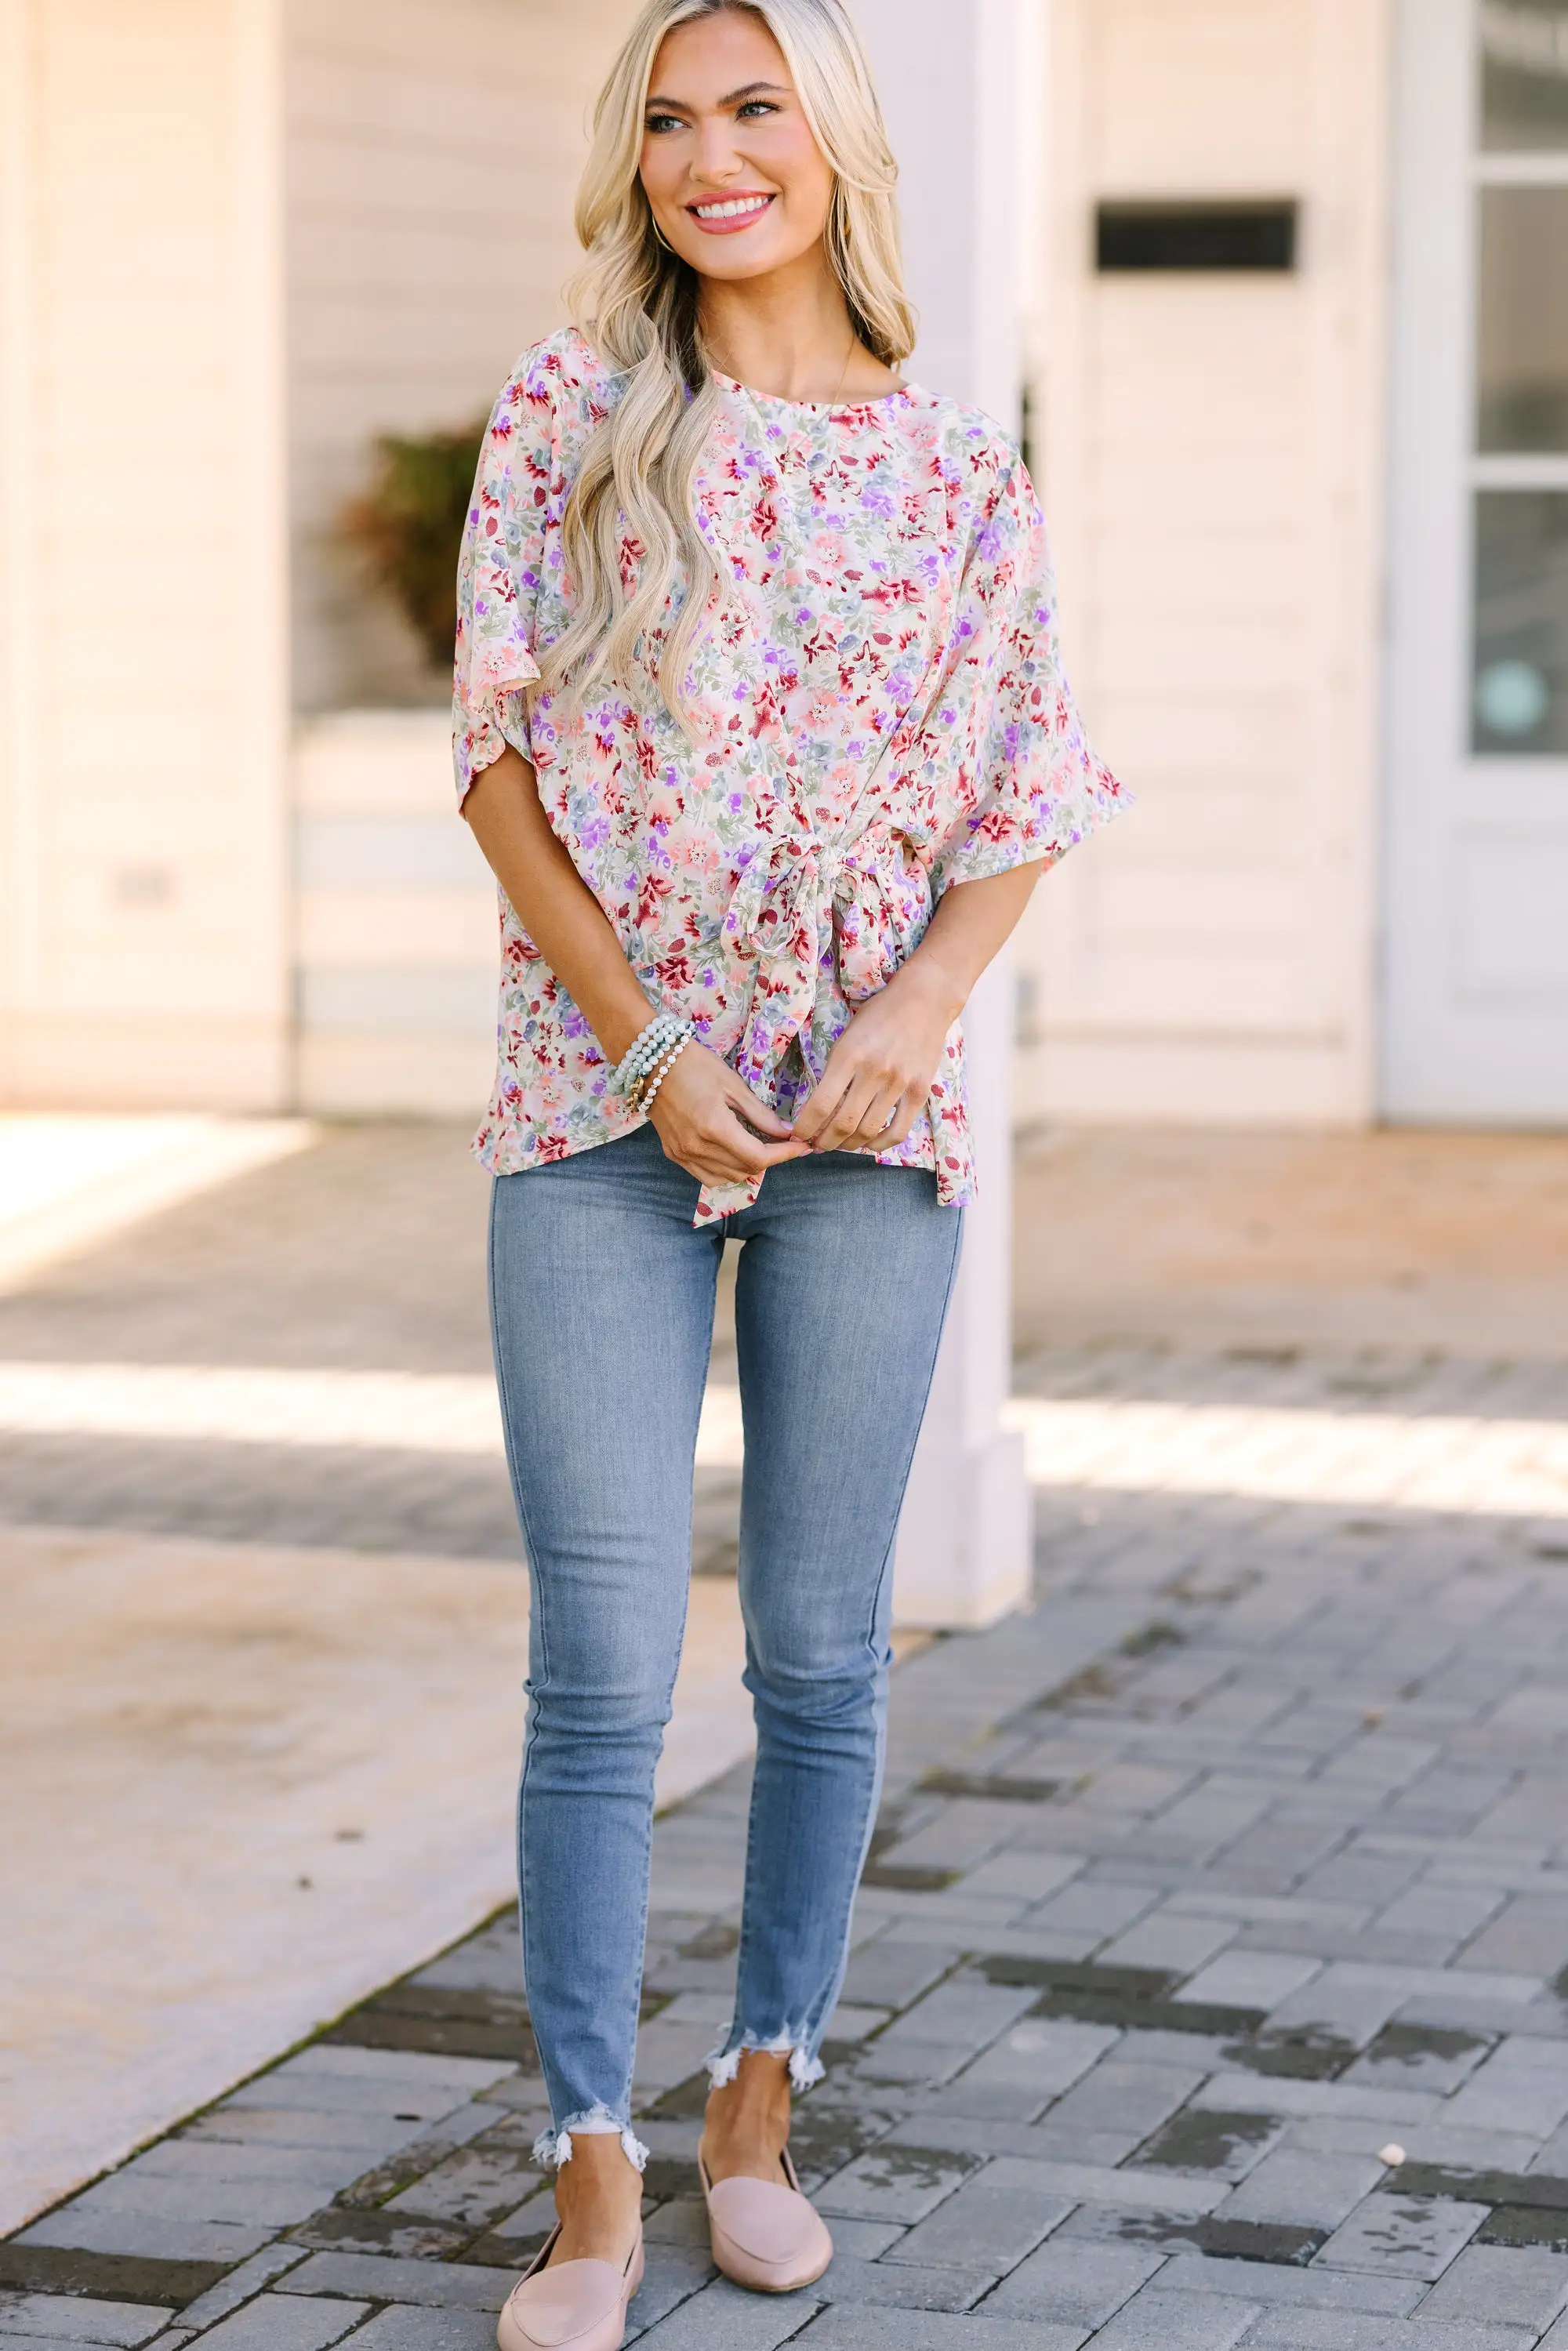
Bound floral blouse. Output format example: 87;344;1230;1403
453;327;1123;1223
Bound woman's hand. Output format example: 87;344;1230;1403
648;1041;809;1187
791;962;959;1156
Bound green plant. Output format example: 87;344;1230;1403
341;419;488;672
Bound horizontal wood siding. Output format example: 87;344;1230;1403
0;0;289;1107
285;0;636;713
1019;0;1391;1124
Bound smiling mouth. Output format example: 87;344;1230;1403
687;193;775;231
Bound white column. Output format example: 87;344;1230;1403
851;0;1034;1628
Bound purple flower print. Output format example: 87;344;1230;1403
453;325;1124;1221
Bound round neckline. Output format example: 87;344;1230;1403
710;367;916;416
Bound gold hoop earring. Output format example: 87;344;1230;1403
651;217;676;254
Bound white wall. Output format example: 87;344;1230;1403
1018;0;1392;1127
0;0;289;1111
851;0;1025;431
285;0;638;713
285;0;638;1112
855;0;1033;1629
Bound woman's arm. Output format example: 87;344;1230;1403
790;862;1047;1155
463;746;805;1186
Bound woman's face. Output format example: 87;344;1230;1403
640;9;836;284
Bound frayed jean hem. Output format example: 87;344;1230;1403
532;2106;649;2172
705;2028;826;2094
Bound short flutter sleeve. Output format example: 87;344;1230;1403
927;451;1125;894
452;360;553;803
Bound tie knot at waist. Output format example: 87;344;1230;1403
722;829;895;981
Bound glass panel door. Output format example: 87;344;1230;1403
1473;6;1568;759
1382;0;1568;1120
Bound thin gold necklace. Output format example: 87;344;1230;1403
829;331;857;405
710;331;859;404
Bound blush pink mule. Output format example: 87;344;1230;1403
698;2139;833;2293
495;2224;644;2351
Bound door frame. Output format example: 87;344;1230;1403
1383;0;1568;1123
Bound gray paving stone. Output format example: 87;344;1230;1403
1000;2126;1147;2171
0;2302;172;2346
1189;2073;1440;2127
855;2039;981;2088
877;1986;1037;2055
182;2110;427;2156
633;2020;724;2095
624;2244;719;2337
1130;2102;1287;2182
1312;2192;1488;2280
1345;2034;1495;2099
650;1992;731;2030
936;2019;1123;2129
810;2255;983;2313
1414;2243;1568;2327
881;2136;1225;2219
15;2209;277;2261
1076;1765;1200;1819
335;2313;495;2351
641;2200;710;2251
1243;2317;1534;2350
1265;1965;1432;2051
1171;1954;1323;2014
1153;2253;1420;2313
191;2302;368;2351
960;1856;1085;1907
220;2077;473;2123
788;2312;1081;2349
882;2160;1072;2276
1094;1912;1237;1977
0;2337;107;2351
274;2260;514;2312
882;1803;1044;1875
1036;2062;1203;2146
1443;2039;1568;2136
818;2146;982;2226
818;2222;907;2263
1399;2128;1545;2171
630;2280;822;2346
383;2146;542;2228
1276;2117;1530;2171
1023;1881;1160;1940
1458;1902;1568;1980
127;2143;354;2193
1219;2150;1385;2229
1373;1885;1505;1948
840;1943;960;2012
978;2238;1164;2327
55;2171;329;2229
1084;2286;1260;2349
173;2248;314;2329
1119;1787;1272;1859
268;2048;510;2093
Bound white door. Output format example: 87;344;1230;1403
1385;0;1568;1121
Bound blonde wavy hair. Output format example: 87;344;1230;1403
539;0;916;724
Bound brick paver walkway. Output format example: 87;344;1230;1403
7;1122;1568;2348
9;1472;1568;2349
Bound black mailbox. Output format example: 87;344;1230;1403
1095;200;1299;274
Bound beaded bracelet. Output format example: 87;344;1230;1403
629;1026;691;1110
612;1010;686;1097
638;1032;691;1114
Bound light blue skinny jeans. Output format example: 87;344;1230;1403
488;1123;962;2167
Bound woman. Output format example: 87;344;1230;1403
455;3;1121;2344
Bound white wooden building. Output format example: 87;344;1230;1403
2;0;1564;1135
